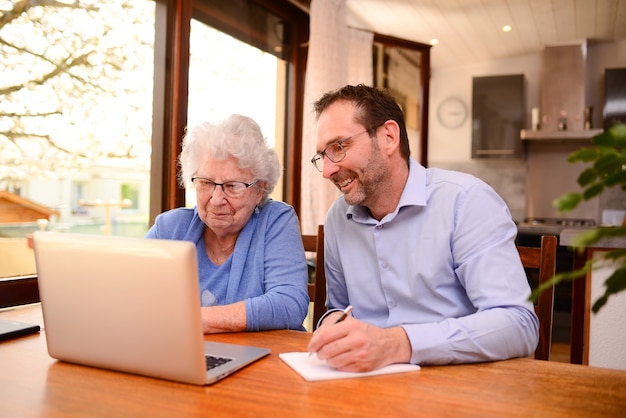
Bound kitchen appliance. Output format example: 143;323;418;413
604;67;626;129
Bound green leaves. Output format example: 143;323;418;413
554;192;582;213
530;262;588;304
555;124;625;215
545;123;626;314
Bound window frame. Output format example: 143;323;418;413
150;0;308;225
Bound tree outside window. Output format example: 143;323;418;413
0;0;155;238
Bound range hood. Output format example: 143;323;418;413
521;41;600;141
521;41;601;223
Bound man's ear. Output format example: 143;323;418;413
378;120;401;156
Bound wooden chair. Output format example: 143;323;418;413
516;235;557;361
301;225;326;327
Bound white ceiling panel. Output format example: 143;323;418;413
339;0;626;69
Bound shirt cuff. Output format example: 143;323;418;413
314;308;343;330
401;322;451;365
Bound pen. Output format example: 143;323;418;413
309;305;353;357
333;305;353;324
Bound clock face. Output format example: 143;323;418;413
437;97;468;129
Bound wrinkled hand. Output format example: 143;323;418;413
307;316;411;372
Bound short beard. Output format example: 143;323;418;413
342;148;387;207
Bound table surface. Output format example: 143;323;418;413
2;304;626;418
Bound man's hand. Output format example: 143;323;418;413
307;316;412;372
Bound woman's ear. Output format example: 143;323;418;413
254;181;266;205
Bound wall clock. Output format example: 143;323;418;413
437;97;468;129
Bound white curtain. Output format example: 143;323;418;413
347;28;374;85
300;0;373;234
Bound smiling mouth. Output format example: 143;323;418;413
335;176;355;191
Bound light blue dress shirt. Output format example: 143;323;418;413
323;157;539;365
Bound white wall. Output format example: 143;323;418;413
428;39;626;164
428;52;541;163
425;52;540;221
425;40;626;222
589;250;626;371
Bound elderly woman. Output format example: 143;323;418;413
146;114;309;333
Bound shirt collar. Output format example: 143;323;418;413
346;157;426;222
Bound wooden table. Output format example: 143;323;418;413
2;304;626;417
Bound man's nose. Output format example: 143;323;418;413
322;156;339;179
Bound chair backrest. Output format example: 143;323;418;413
516;235;557;361
301;225;326;327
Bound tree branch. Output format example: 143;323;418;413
0;110;62;118
0;0;99;30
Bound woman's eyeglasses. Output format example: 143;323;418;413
191;177;258;198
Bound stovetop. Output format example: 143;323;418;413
522;217;597;227
516;217;597;236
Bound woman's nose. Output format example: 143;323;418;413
209;185;227;202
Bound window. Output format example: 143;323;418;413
0;0;308;279
150;0;308;221
0;0;155;239
121;184;140;210
185;18;287;205
0;0;155;277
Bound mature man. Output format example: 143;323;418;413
307;84;538;372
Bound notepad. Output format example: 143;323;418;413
279;352;420;382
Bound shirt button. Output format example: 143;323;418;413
381;262;388;269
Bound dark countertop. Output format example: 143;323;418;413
560;228;626;249
516;222;594;238
516;223;571;236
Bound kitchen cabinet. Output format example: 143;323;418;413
471;74;524;159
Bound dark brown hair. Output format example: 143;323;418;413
313;84;411;162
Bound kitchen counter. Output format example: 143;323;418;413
560;227;626;249
516;218;597;238
516;223;569;236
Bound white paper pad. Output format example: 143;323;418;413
279;352;420;382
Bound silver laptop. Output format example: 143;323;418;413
32;231;270;385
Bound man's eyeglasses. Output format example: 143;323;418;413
191;177;258;198
310;126;378;172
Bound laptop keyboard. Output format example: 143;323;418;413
205;355;233;370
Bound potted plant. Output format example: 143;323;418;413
532;123;626;313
